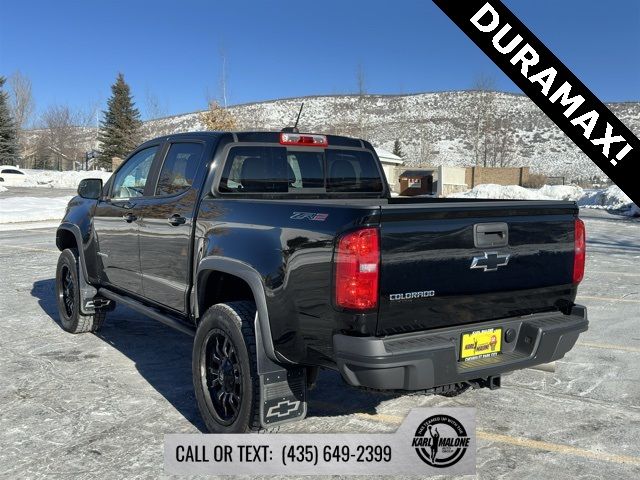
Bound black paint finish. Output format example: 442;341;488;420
58;131;582;369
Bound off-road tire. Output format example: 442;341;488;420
55;248;106;333
193;301;261;433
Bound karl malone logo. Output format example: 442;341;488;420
412;415;470;468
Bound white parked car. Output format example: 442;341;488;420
0;166;29;186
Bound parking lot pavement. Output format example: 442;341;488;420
0;211;638;479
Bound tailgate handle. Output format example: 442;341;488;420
474;223;509;248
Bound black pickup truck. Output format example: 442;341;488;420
55;131;588;432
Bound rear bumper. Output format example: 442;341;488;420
333;305;588;390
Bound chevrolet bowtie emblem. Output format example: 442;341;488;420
266;399;301;418
470;252;510;272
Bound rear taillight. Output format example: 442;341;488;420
573;218;586;284
335;228;380;311
280;132;328;146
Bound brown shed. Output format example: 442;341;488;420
399;169;436;196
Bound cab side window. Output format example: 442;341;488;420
111;146;158;199
155;143;203;196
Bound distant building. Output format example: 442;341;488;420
398;166;467;197
374;148;404;192
399;168;436;196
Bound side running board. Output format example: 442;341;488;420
97;288;196;336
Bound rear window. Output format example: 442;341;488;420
218;146;383;194
155;142;202;196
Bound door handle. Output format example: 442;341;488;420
112;200;136;209
473;222;509;248
123;213;137;223
168;214;187;226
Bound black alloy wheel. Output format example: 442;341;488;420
202;329;243;425
59;264;75;318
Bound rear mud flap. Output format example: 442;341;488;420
260;368;306;427
255;316;307;428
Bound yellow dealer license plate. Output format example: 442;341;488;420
460;328;502;361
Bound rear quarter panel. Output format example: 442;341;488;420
195;198;379;365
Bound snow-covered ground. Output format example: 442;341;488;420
451;184;638;217
0;170;112;225
0;175;636;227
0;196;73;224
1;214;639;478
18;169;112;189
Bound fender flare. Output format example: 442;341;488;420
195;257;280;363
57;223;97;314
57;223;89;280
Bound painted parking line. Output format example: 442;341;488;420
354;413;640;466
578;295;640;304
2;245;58;254
577;341;640;354
475;430;640;466
589;271;640;277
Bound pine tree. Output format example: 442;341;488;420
97;73;142;169
0;77;18;165
392;139;404;158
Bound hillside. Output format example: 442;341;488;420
142;91;639;180
37;91;640;180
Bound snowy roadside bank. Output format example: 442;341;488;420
0;196;73;224
450;184;638;217
0;184;636;229
15;169;112;189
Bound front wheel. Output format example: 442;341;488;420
55;248;106;333
192;301;261;433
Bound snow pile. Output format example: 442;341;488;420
577;185;634;210
451;184;637;217
20;169;112;189
0;185;7;193
0;196;73;223
623;203;640;217
454;184;548;200
537;185;585;202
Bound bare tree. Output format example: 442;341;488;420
468;74;516;167
486;117;514;167
417;123;436;165
39;105;92;170
200;101;237;130
8;71;35;131
356;63;366;97
8;71;35;158
355;64;368;139
219;46;229;108
144;87;167;120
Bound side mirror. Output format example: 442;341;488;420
78;178;103;200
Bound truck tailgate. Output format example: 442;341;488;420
377;200;578;335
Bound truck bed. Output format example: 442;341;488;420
197;194;579;363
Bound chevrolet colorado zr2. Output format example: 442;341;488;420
55;131;588;432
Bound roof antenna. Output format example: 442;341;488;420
281;102;304;133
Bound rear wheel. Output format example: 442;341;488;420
55;248;106;333
192;301;261;433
